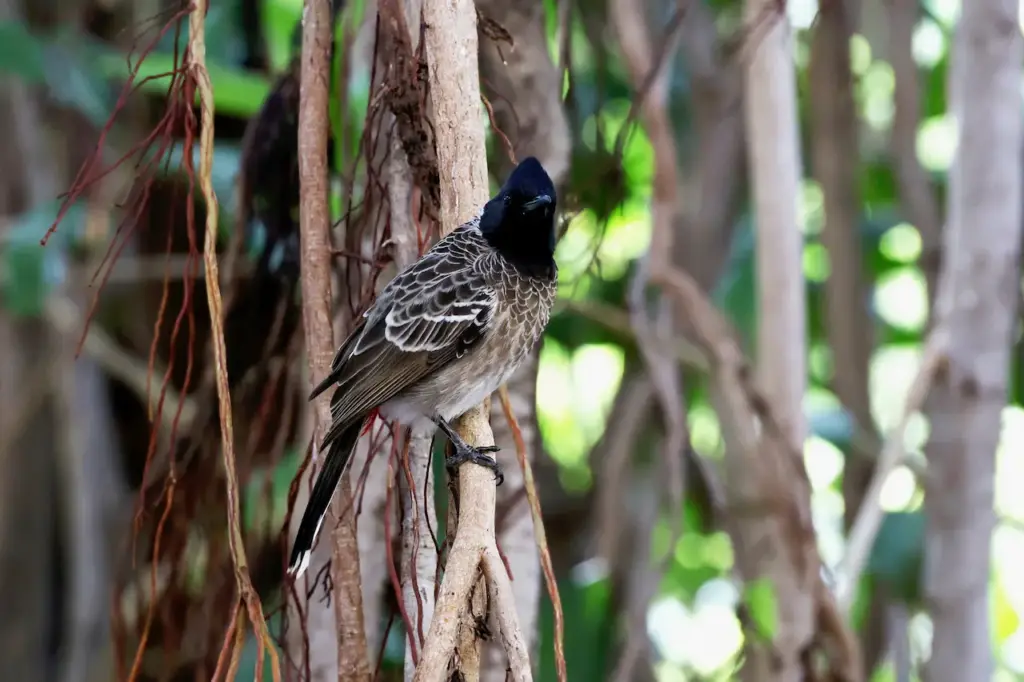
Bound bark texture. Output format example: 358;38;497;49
807;0;888;672
293;0;371;677
413;0;534;679
739;3;812;679
923;2;1022;681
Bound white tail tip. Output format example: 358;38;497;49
288;550;312;579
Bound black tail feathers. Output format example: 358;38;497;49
287;419;363;578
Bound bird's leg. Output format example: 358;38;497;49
432;415;504;486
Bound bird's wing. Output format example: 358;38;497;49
315;228;496;445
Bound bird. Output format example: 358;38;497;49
288;156;558;578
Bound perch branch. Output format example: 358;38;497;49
414;0;532;678
296;0;372;675
188;2;281;680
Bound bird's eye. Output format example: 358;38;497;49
503;195;511;206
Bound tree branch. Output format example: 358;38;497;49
886;0;942;303
922;4;1022;680
413;0;532;678
836;334;946;613
296;0;371;676
610;2;689;677
807;0;889;671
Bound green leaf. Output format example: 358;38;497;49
95;51;271;119
537;573;611;682
264;0;302;72
0;23;112;125
1;200;84;317
807;407;854;447
0;20;46;82
867;510;925;604
2;242;47;317
743;577;779;641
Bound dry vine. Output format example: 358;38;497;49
189;0;282;679
497;386;567;681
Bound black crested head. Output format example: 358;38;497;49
478;157;557;278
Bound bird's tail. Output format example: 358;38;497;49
288;419;363;578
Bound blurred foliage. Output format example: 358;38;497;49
2;0;1024;679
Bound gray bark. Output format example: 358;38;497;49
923;2;1022;681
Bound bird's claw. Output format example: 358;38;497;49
447;444;504;486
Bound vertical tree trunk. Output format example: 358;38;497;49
294;0;372;676
923;2;1022;681
744;2;806;449
807;0;890;673
53;293;129;682
0;16;61;674
0;316;58;682
740;3;810;679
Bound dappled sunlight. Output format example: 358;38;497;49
860;61;895;131
874;267;928;333
6;0;1023;676
918;115;958;172
870;346;923;432
878;466;918;511
688;403;723;460
913;19;946;68
880;222;924;263
648;594;743;679
536;340;624;491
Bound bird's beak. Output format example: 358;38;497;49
522;194;553;212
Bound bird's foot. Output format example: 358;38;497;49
446;443;504;486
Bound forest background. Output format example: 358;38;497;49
0;0;1022;681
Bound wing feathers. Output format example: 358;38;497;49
317;224;495;430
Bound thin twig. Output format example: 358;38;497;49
188;2;281;679
498;386;566;682
44;296;197;433
836;334;947;613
